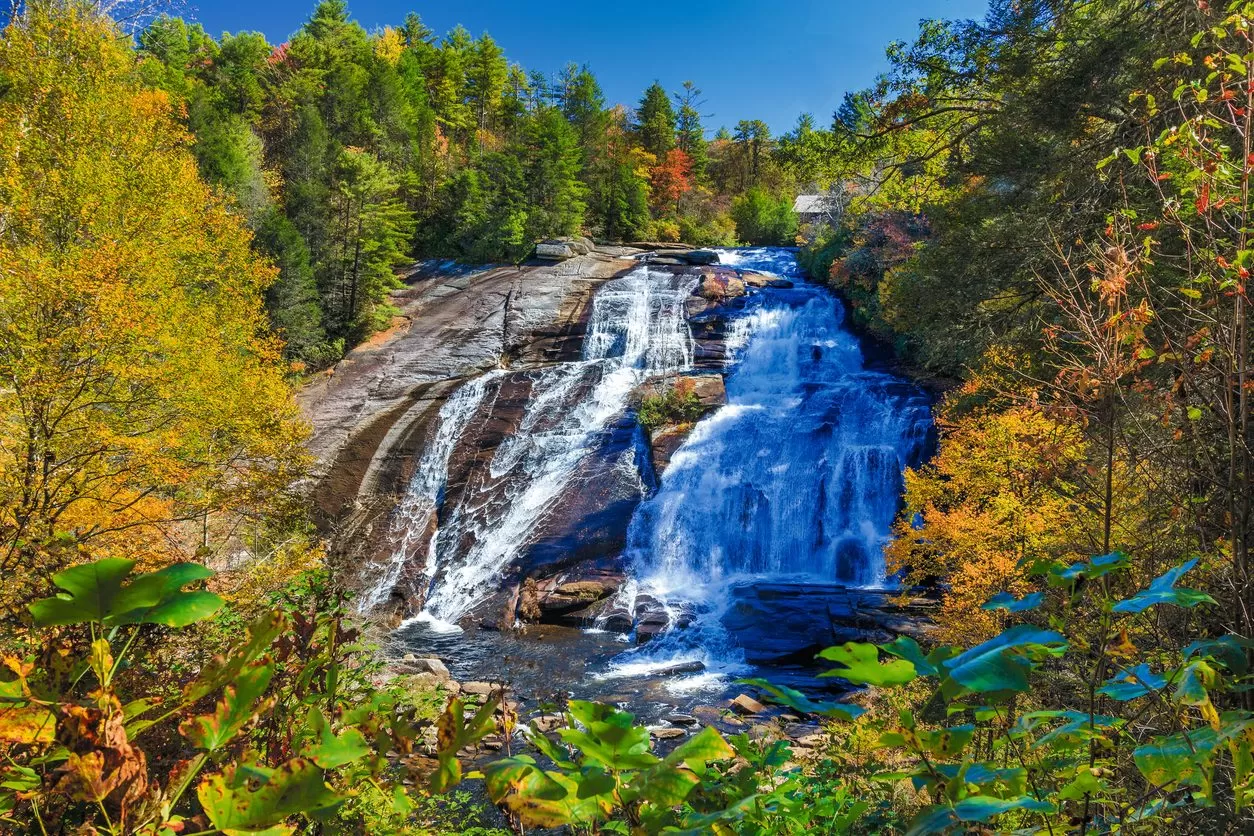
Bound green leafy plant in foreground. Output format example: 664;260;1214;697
0;558;500;834
487;553;1254;833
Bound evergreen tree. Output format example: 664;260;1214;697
635;81;675;158
674;80;708;182
467;33;508;135
321;148;415;340
519;106;587;241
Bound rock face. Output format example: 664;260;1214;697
303;241;783;626
299;247;641;616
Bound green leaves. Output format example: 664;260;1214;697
907;796;1055;835
198;759;340;834
817;642;918;687
431;693;501;793
737;678;865;721
981;591;1043;612
486;703;735;832
180;661;275;751
558;701;657;770
1098;663;1167;701
29;558;222;628
942;624;1067;694
1111;558;1217;613
301;708;370;770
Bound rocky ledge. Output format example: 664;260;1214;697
300;243;762;625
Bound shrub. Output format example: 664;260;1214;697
0;558;503;834
638;386;705;430
730;187;798;245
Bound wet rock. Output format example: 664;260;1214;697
719;583;936;666
649;726;686;740
697;269;746;302
665;713;698;726
599;605;634;633
767;278;795;289
685;249;721;265
731;694;767;715
653;660;706;676
741;271;771;288
636;614;669;644
649;425;691;474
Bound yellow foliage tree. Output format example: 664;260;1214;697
886;405;1089;642
0;2;307;607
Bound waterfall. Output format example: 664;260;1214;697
600;247;933;678
383;264;698;625
356;373;497;613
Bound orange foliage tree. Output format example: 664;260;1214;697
649;148;693;214
0;3;307;607
887;402;1090;642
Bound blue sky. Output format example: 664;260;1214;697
185;0;990;134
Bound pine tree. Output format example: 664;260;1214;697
635;81;675;158
674;80;708;182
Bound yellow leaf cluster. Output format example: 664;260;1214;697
0;4;308;605
886;405;1089;642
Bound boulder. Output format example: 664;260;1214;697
665;713;698;726
649;424;691;474
697;269;746;302
731;694;767;715
535;241;577;260
598;605;634;633
462;681;496;696
653;660;706;676
684;249;720;265
532;714;564;733
741;271;771;288
635;611;669;644
685;374;726;408
400;656;451;681
767;278;794;289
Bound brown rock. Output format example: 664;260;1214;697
519;578;541;622
730;694;767;715
649;424;691;474
532;714;564;733
462;681;495;696
649;727;686;740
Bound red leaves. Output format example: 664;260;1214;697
648;148;693;208
1196;181;1211;214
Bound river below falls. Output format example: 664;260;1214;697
393;247;934;724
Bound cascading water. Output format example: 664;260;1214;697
601;247;933;681
380;264;698;626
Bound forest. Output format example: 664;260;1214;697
131;1;801;366
4;0;1254;833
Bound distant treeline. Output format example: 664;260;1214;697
137;0;807;366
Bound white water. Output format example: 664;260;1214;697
600;247;932;684
379;264;698;625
